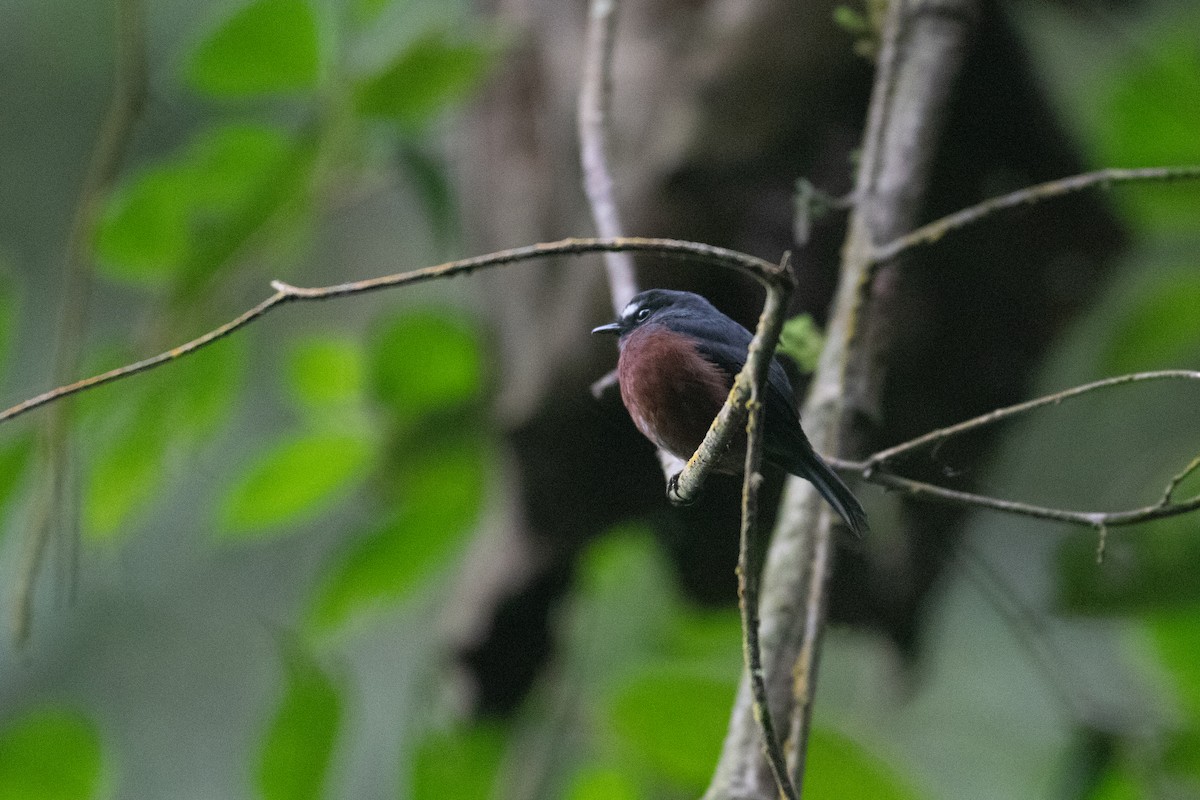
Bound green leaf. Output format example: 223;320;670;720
309;442;485;630
221;432;374;538
182;124;293;212
566;767;643;800
287;336;364;411
355;33;490;125
777;313;825;373
95;167;191;283
0;435;33;528
804;728;921;800
168;337;247;436
1148;612;1200;716
397;142;459;249
1082;767;1140;800
369;310;483;418
1058;519;1200;614
1101;274;1200;373
410;724;505;800
1098;26;1200;232
95;124;308;287
832;5;870;34
188;0;321;97
84;412;170;541
82;340;244;540
608;670;734;791
565;530;676;674
257;645;341;800
1163;726;1200;782
0;708;103;800
179;129;316;287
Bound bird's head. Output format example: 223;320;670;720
591;289;718;339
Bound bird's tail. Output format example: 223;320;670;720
787;448;869;537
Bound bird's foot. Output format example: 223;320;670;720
666;472;695;506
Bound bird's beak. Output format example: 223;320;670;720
591;321;621;335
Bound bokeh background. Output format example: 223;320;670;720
0;0;1199;798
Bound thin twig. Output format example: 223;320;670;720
819;371;1200;529
872;166;1200;263
735;256;798;800
1160;453;1200;507
579;0;639;313
828;459;1200;527
16;0;146;642
0;238;779;427
863;370;1200;473
787;500;834;788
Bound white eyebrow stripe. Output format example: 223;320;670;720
621;301;639;320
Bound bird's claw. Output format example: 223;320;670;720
667;473;695;506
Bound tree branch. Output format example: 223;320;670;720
702;1;982;796
830;457;1200;528
862;370;1200;472
579;0;639;314
872;165;1200;263
0;238;779;427
732;255;798;800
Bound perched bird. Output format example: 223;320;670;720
593;289;867;536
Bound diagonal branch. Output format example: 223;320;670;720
862;370;1200;472
830;459;1200;527
0;237;779;427
872;165;1200;263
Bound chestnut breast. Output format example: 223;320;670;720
616;323;732;462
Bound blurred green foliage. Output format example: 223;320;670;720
97;124;310;287
1096;22;1200;232
1100;272;1200;373
395;533;923;799
309;439;486;631
369;310;484;420
1058;518;1200;613
220;431;374;537
286;336;365;412
565;768;644;800
778;313;825;373
0;709;103;800
257;643;342;800
607;670;733;789
410;724;506;800
84;338;246;539
355;32;492;127
187;0;322;98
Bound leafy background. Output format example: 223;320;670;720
0;0;1198;798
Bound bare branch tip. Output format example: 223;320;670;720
1094;523;1108;565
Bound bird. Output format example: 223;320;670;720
592;288;867;536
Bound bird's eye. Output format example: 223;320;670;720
635;307;651;321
